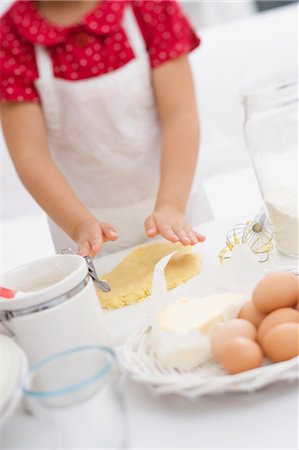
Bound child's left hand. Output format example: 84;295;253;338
144;206;205;246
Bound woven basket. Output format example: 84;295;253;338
119;325;299;398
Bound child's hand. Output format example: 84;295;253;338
144;206;205;246
74;218;118;256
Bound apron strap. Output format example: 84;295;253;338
34;45;54;80
123;5;147;60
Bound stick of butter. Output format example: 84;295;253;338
158;293;245;335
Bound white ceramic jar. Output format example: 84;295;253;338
0;255;109;365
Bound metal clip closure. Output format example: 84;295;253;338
61;249;111;292
84;256;111;292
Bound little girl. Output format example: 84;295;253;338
1;0;211;256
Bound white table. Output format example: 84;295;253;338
2;219;298;449
125;379;298;450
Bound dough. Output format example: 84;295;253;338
98;242;200;310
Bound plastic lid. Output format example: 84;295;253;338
0;335;28;428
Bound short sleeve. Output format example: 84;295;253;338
0;13;39;103
131;0;200;68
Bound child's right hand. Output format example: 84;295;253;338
74;218;118;257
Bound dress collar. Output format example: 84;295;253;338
9;0;125;47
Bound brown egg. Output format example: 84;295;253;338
238;301;266;328
257;308;299;344
294;301;299;311
262;323;299;362
211;319;256;361
252;272;298;314
218;337;263;374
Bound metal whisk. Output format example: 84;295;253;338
219;209;274;264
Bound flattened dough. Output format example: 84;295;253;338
98;242;200;310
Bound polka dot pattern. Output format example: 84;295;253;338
133;0;200;68
1;0;200;103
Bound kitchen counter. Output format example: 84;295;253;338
2;218;298;449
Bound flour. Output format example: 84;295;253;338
265;187;299;257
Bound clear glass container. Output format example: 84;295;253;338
18;345;127;449
242;77;298;258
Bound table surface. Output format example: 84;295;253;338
2;219;298;449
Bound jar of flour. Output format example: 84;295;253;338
242;76;298;258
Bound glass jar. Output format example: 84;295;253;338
1;345;127;449
242;77;298;258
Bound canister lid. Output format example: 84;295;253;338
0;255;88;311
0;334;28;428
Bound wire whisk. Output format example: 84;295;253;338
219;209;274;264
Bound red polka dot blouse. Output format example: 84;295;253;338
0;0;200;103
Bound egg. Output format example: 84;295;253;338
294;301;299;311
218;337;263;374
262;323;299;362
257;308;299;344
238;300;266;328
211;319;256;361
252;272;298;314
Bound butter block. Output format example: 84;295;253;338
158;293;245;335
152;329;211;370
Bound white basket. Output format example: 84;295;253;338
119;325;299;399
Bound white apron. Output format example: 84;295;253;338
34;8;212;255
